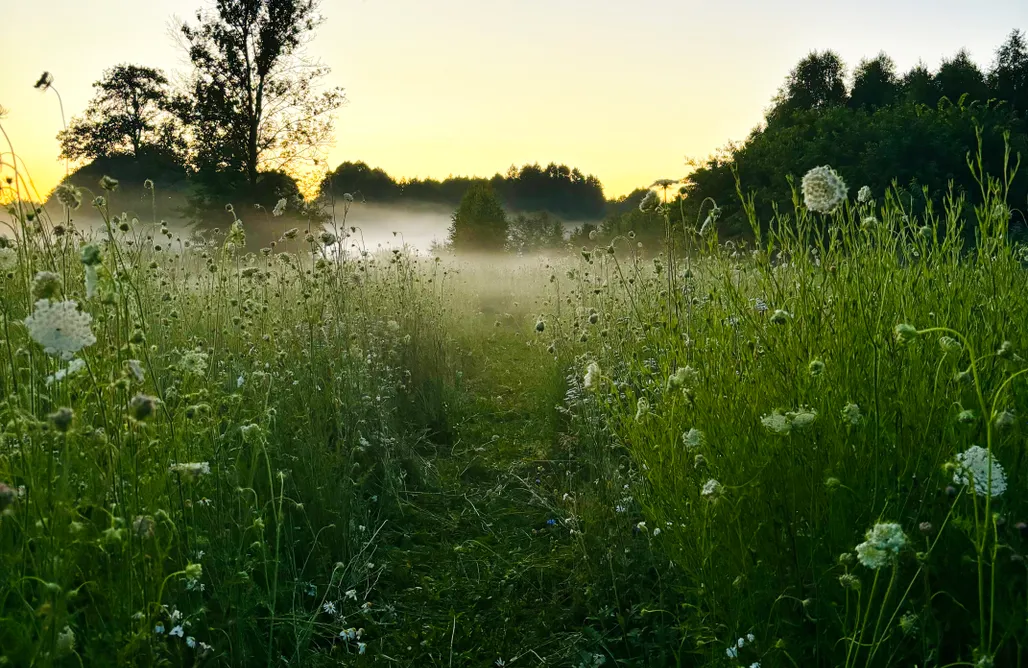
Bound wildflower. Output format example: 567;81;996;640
186;636;196;648
154;624;165;634
651;178;678;188
99;175;120;191
841;402;862;425
855;522;908;569
770;309;791;325
653;527;661;536
129;393;158;420
801;165;847;213
54;183;82;210
583;361;601;390
997;340;1014;359
726;646;738;658
681;428;704;449
48;407;74;432
761;411;792;435
344;588;357;601
343;193;354;203
80;243;102;266
127;359;145;383
34;71;54;90
272;198;287;217
47;358;86;385
169;462;211;482
994;410;1016;430
636;521;647;531
666;365;697;391
953;445;1007;498
0;247;17;271
639;189;659;213
857;185;872;203
55;626;75;657
24;299;96;360
170;625;184;638
31;271;62;300
939;335;962;356
133;515;155;539
535;319;545;333
635;397;650;421
701;478;723;500
0;483;17;512
358;642;367;655
323;601;337;615
179;349;210;377
957;409;977;425
752;297;769;314
838;573;860;590
893;323;919;345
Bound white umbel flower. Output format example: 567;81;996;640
701;478;723;499
855;522;907;569
954;445;1007;498
24;299;96;360
0;247;17;272
857;185;872;204
801;165;848;213
272;198;287;217
583;361;601;390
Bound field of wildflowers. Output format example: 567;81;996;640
2;124;1027;667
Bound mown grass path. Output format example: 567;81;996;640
373;317;584;667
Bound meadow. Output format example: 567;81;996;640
1;139;1027;668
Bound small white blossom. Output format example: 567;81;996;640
701;478;722;499
583;361;601;390
272;198;287;217
857;185;872;203
170;625;184;638
953;445;1007;498
24;299;96;360
855;522;908;569
681;428;704;449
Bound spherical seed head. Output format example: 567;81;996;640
938;336;962;355
54;183;82;210
98;175;119;192
130;394;158;421
919;522;933;535
801;165;847;213
838;573;860;590
534;320;545;332
184;563;202;580
49;407;74;432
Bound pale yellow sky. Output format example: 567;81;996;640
1;0;1025;200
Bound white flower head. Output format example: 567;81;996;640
761;411;792;435
24;299;96;360
681;427;704;449
272;198;287;217
635;397;650;421
857;185;872;204
953;445;1007;498
46;358;86;385
583;361;601;390
841;402;862;425
801;165;848;213
169;462;211;482
701;478;723;499
855;522;908;569
0;247;17;272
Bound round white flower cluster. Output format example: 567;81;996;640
681;427;704;449
857;185;872;204
583;361;601;390
0;247;17;272
954;445;1007;498
24;299;96;360
855;522;908;569
801;165;848;213
169;462;211;482
272;198;287;217
701;478;722;499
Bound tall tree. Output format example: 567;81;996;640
447;183;508;253
768;50;848;120
989;29;1028;113
180;0;344;192
936;49;990;105
57;64;182;163
850;53;899;110
901;61;940;106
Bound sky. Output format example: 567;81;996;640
1;0;1026;200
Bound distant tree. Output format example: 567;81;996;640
936;49;990;105
901;61;940;106
507;211;566;254
58;64;183;164
321;161;400;201
180;0;345;193
447;183;508;252
768;50;848;120
989;29;1028;112
850;53;899;110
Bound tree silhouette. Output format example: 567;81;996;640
769;50;848;120
179;0;344;194
989;30;1028;113
447;183;508;252
901;61;940;106
936;49;990;105
850;53;899;110
57;64;182;164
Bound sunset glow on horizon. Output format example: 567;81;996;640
2;0;1025;201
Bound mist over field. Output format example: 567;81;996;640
3;1;1028;666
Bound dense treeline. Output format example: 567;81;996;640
319;160;607;220
601;30;1028;245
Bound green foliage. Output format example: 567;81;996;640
507;211;567;255
447;182;509;252
58;64;184;165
